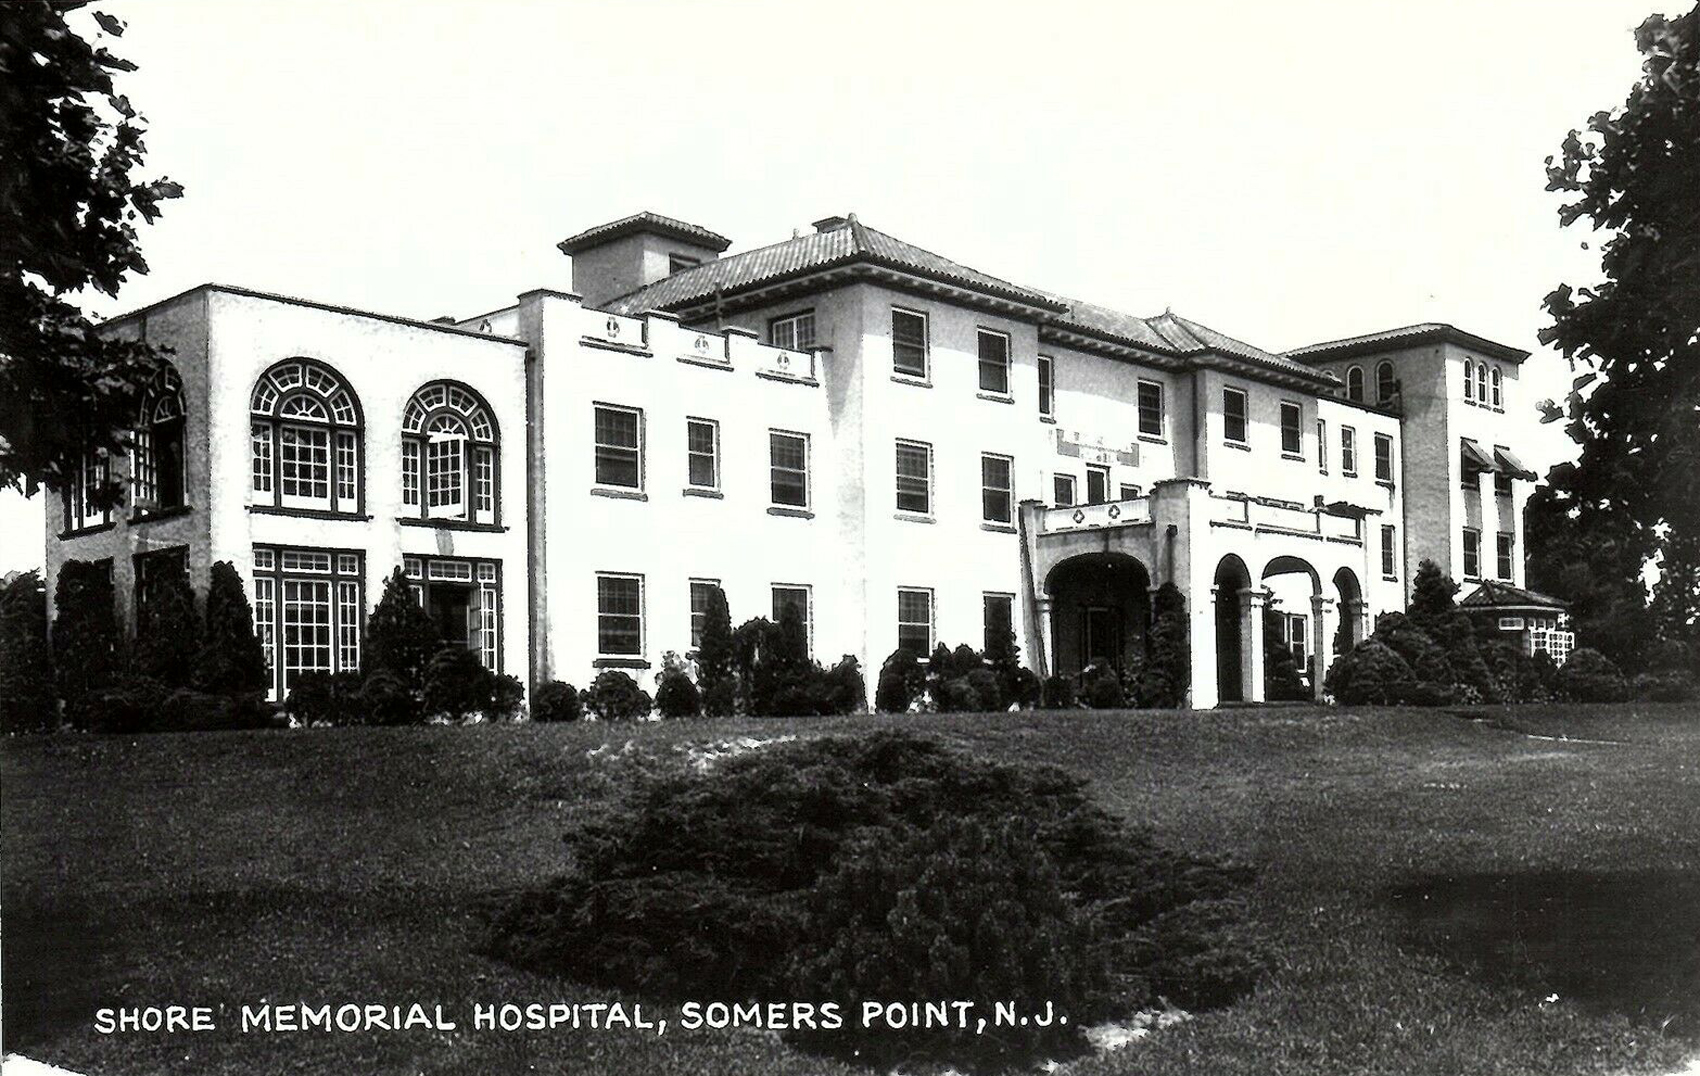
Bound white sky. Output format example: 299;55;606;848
0;0;1657;573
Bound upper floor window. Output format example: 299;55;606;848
1463;360;1476;402
1381;524;1398;579
1137;380;1164;438
981;453;1014;524
686;418;719;491
668;253;700;274
1037;356;1055;417
1490;366;1503;408
1223;387;1249;444
401;382;498;524
1086;464;1110;505
891;308;929;379
1496;532;1515;580
768;310;815;351
977;329;1010;395
1475;362;1488;404
1280;401;1303;456
1053;473;1077;508
64;449;112;532
769;430;810;509
250;359;362;514
1374;433;1394;482
1341;426;1358;475
1462;527;1482;580
1346;365;1365;402
1317;419;1328;473
895;439;932;515
1375;362;1396;404
132;363;186;513
1494;470;1514;498
592;403;643;491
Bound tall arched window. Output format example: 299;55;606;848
1346;365;1364;402
401;382;498;525
1463;360;1475;402
1490;366;1503;408
1475;361;1488;404
250;359;362;513
132;363;186;512
1375;361;1396;404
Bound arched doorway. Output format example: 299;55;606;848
1214;555;1252;702
1332;567;1364;657
1262;556;1322;700
1045;553;1151;679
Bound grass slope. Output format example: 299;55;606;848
3;703;1698;1075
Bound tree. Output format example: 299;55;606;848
364;567;437;689
133;557;198;688
1406;559;1460;634
1539;9;1698;539
193;561;268;694
52;559;118;707
0;4;183;498
1525;485;1656;670
1650;527;1700;663
0;570;56;732
1137;582;1190;707
694;584;735;715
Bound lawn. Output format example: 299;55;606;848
4;703;1699;1075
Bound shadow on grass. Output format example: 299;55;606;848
1;900;123;1054
1390;870;1700;1039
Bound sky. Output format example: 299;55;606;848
0;0;1661;573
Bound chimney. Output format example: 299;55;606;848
557;212;732;309
812;214;852;234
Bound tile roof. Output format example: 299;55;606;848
1286;323;1530;364
558;211;732;255
1459;581;1569;610
600;217;1331;382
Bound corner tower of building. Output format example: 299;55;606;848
558;212;732;309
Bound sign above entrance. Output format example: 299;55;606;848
1055;428;1137;467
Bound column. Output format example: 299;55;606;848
1239;587;1268;703
1311;594;1336;701
1035;596;1055;681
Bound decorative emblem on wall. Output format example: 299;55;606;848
1107;504;1121;519
693;334;711;352
606;316;621;339
1072;509;1086;524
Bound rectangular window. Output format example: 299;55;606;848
250;424;273;494
771;584;813;657
1223;388;1248;444
426;436;464;515
252;545;363;699
1280;401;1302;456
1287;614;1309;668
282;578;333;688
335;431;358;506
278;427;331;505
131;428;157;507
768;310;815;351
1086;464;1110;505
477;563;499;670
401;440;421;507
688;578;719;650
981;453;1014;524
337;580;361;671
1494;471;1513;498
1381;525;1398;579
474;446;495;521
253;575;276;678
668;253;700;273
596;573;644;656
1053;473;1077;507
1038;356;1054;418
594;404;642;490
1497;532;1514;580
1137;381;1164;437
1374;433;1394;482
977;329;1010;395
895;439;932;515
1118;483;1141;501
1317;419;1328;473
891;308;928;378
1463;528;1481;579
896;587;934;655
1341;426;1358;476
983;592;1014;655
769;430;810;508
686;418;719;490
66;451;112;531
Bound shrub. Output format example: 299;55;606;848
1137;582;1190;707
73;680;279;734
364;567;438;690
1005;666;1042;709
530;680;582;723
824;655;865;714
1376;619;1455;705
70;678;169;734
486;731;1259;1069
1481;639;1551;704
133;558;199;689
583;670;651;721
932;675;983;713
699;679;737;719
359;669;418;726
654;656;701;719
424;645;494;719
1083;665;1127;709
874;648;925;713
1324;640;1413;704
1440;616;1502;704
1633;670;1696;702
53;559;119;715
1557;647;1630;703
286;670;366;726
1406;559;1461;634
1041;673;1077;709
0;571;55;734
193;561;268;695
486;673;526;721
964;667;1004;711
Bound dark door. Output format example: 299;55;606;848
1082;606;1122;668
428;583;473;650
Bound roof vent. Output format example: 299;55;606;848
812;215;851;234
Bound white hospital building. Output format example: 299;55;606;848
44;211;1567;708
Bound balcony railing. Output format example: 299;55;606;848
583;311;648;348
1211;494;1362;541
1040;497;1152;534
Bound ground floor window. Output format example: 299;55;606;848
133;546;189;628
688;578;720;649
983;592;1014;654
771;584;813;657
897;587;934;655
597;572;644;657
252;546;364;699
404;556;502;670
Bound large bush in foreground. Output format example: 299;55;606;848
1556;647;1630;703
0;571;55;733
486;731;1260;1069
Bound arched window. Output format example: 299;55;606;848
1475;361;1488;404
1346;365;1364;402
250;359;362;513
1375;361;1396;404
132;363;186;512
1463;360;1475;401
401;382;498;525
1490;366;1503;408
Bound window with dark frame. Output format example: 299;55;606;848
686;418;719;490
1346;365;1364;402
1494;470;1513;497
132;364;186;513
1376;362;1396;403
402;555;502;671
1317;418;1328;473
983;592;1014;654
249;359;362;515
896;587;934;655
891;309;928;378
668;253;700;274
769;430;809;508
1374;433;1394;482
1491;366;1503;407
593;404;642;490
768;310;816;351
1086;464;1110;505
1280;401;1303;455
895;439;932;515
1053;473;1077;508
1341;426;1358;475
1137;380;1164;437
64;449;112;532
981;453;1014;524
1496;533;1514;580
1037;356;1054;417
596;572;644;656
1118;482;1140;501
977;329;1010;395
771;584;813;657
1381;525;1398;578
1223;387;1248;444
401;382;499;525
251;545;365;700
1463;528;1482;579
688;578;719;650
